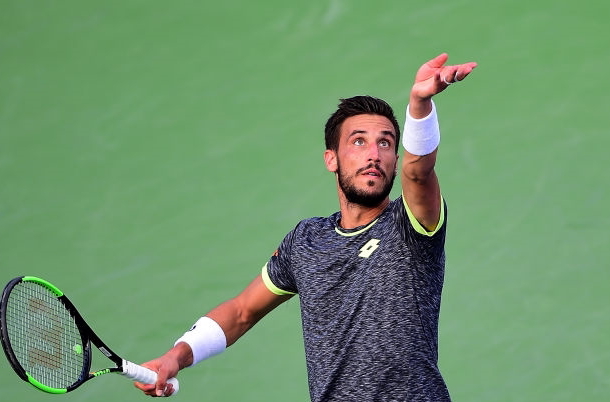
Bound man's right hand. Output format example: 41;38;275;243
133;342;192;397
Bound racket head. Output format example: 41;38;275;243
0;276;92;393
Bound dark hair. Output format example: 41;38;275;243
324;95;401;152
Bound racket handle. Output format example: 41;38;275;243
121;360;180;396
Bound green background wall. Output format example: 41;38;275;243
1;1;608;400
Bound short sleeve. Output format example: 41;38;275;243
262;227;299;295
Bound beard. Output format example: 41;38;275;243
337;161;396;208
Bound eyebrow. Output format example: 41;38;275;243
349;129;396;139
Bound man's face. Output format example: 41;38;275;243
325;114;398;208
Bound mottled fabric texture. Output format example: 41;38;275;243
265;196;450;402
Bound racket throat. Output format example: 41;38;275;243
91;367;120;377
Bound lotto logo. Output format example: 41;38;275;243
359;239;380;258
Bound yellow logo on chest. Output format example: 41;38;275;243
359;239;381;258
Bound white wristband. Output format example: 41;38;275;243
402;100;440;156
174;316;227;366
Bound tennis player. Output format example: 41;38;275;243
135;53;477;401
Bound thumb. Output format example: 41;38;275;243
155;368;169;397
425;53;449;68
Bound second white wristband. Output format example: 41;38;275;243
174;316;227;366
402;100;441;156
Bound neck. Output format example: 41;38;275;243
337;196;390;229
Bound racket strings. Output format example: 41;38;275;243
5;282;86;389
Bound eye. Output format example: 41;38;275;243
379;139;391;147
353;138;365;146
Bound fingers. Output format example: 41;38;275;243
439;65;459;85
132;360;174;397
154;365;177;397
153;383;174;397
425;52;449;68
439;61;478;85
133;380;174;397
455;62;478;81
155;369;168;397
134;381;157;396
411;54;477;100
157;383;174;397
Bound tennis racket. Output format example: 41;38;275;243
0;276;179;395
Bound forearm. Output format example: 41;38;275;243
207;275;291;346
402;92;442;231
168;299;252;369
167;299;247;369
402;151;437;184
174;276;290;366
206;298;262;347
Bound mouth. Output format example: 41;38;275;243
358;165;385;178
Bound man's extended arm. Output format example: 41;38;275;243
135;275;292;397
401;53;477;231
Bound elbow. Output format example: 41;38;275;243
231;298;263;332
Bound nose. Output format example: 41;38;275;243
367;143;381;162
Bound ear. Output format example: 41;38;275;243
394;153;399;174
324;149;338;173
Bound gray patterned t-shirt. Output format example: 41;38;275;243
263;196;450;402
